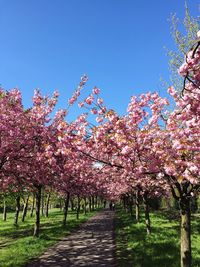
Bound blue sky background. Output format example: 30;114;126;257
0;0;199;121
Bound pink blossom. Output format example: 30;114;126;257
96;116;103;123
167;86;177;96
85;95;94;105
53;91;59;97
78;102;84;108
97;98;103;105
91;108;98;114
68;97;76;105
92;87;100;95
121;146;131;155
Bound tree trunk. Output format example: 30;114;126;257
129;196;133;217
124;196;128;212
14;195;20;226
63;192;70;227
30;194;35;217
84;197;87;215
89;197;92;212
3;198;7;221
76;196;80;220
122;196;126;210
70;198;74;211
92;196;95;211
33;186;42;237
179;197;191;267
143;193;151;235
60;198;62;211
22;195;29;222
135;190;140;223
95;195;98;208
41;189;44;216
45;193;51;217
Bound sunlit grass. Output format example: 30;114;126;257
115;206;200;267
0;208;98;267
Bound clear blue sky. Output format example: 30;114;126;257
0;0;199;120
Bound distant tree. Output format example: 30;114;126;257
166;3;199;92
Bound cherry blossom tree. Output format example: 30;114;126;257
78;39;199;266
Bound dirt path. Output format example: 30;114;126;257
25;209;116;267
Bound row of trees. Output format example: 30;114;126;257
0;191;103;225
75;35;199;267
0;75;112;236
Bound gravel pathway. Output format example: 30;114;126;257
25;209;116;267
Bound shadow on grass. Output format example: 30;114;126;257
116;207;200;267
0;210;96;248
0;209;100;267
115;207;180;267
0;210;86;238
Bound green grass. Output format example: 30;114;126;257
0;208;98;267
115;206;200;267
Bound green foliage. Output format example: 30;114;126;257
115;205;200;267
0;208;97;267
0;192;20;212
166;3;200;92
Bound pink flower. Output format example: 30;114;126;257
78;102;84;108
85;95;94;105
178;63;188;76
121;146;131;155
167;86;177;97
96;116;103;123
81;74;88;83
92;87;100;95
97;98;103;105
68;97;76;105
53;91;59;97
91;108;98;114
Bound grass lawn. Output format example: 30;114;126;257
0;208;98;267
115;206;200;267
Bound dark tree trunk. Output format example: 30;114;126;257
124;195;128;212
92;196;95;211
129;196;133;217
135;190;140;223
122;196;126;210
30;194;35;217
41;189;44;216
95;195;98;208
97;197;100;208
22;195;29;222
89;197;92;212
60;198;62;211
14;195;20;226
84;197;87;215
76;196;81;220
45;193;51;217
143;192;151;235
63;192;70;227
3;198;7;221
70;198;74;211
190;196;198;213
33;186;42;237
179;197;191;267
